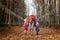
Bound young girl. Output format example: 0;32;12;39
35;22;40;35
23;20;28;35
29;16;35;35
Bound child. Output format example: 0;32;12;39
23;21;28;35
35;22;40;35
29;16;34;35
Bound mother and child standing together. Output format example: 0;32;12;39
23;15;40;35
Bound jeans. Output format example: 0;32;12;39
29;21;34;33
29;21;34;28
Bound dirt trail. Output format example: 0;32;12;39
0;27;60;40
